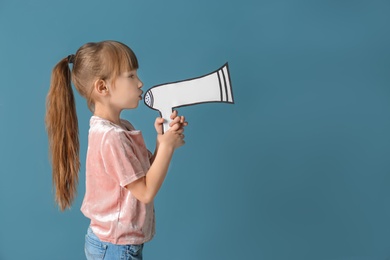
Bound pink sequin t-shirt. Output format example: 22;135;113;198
81;116;155;245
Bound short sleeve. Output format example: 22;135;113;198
100;129;145;187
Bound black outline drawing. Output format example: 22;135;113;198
144;63;234;133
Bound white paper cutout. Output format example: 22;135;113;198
144;63;234;132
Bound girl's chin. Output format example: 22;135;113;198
123;104;139;110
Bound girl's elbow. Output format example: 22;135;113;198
137;193;154;204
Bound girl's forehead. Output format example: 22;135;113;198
122;69;138;74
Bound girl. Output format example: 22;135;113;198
45;40;187;260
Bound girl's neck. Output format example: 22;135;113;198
94;104;122;126
94;113;121;126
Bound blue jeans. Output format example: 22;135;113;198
85;227;144;260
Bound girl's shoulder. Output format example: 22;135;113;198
90;116;134;132
89;117;140;144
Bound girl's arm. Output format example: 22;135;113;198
126;111;187;204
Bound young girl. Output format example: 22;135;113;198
45;40;187;260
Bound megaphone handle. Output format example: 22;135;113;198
162;119;171;133
161;109;173;134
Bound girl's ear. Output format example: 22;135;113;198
94;79;109;95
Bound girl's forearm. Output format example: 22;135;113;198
144;143;174;202
150;137;160;164
127;142;174;204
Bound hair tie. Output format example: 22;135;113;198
67;54;75;64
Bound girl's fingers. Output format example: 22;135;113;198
154;117;164;124
176;128;184;134
154;117;164;134
169;116;181;127
169;124;180;132
170;110;178;119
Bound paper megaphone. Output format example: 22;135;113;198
144;63;234;132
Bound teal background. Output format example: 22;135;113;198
0;0;390;259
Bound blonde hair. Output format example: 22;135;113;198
45;41;139;211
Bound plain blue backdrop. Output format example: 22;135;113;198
0;0;390;259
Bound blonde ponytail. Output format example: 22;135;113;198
45;57;80;211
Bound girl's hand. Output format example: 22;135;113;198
154;110;188;150
157;127;185;150
169;110;188;133
154;110;188;135
154;117;165;135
